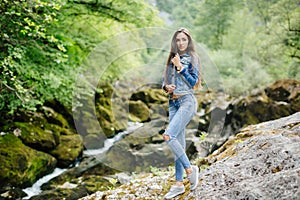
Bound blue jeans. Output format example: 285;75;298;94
164;93;197;181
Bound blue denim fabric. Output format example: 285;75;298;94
163;53;200;96
164;93;197;181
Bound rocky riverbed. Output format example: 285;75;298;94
79;112;300;200
0;79;299;199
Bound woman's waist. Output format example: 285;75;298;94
169;91;194;100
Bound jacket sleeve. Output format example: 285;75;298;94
180;59;200;87
162;77;167;92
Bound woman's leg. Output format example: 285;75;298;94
175;128;186;182
164;94;197;174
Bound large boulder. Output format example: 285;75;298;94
229;89;291;130
74;83;128;148
78;112;300;200
229;79;300;133
15;122;59;152
128;100;150;122
130;88;168;106
264;79;300;102
102;119;197;172
193;112;300;200
265;79;300;113
196;79;300;156
0;134;57;189
50;134;84;168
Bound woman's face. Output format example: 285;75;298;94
176;32;189;53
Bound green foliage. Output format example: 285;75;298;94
155;0;299;94
199;132;208;144
194;0;240;49
0;0;162;114
0;0;69;113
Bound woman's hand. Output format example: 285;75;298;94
165;84;176;93
171;53;182;71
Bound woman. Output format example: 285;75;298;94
162;28;201;199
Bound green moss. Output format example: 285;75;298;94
0;134;57;188
129;100;150;122
50;134;83;167
14;122;57;151
83;176;114;193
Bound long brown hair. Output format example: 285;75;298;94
164;28;201;89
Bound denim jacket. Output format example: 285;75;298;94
163;53;200;96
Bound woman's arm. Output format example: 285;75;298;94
180;61;199;87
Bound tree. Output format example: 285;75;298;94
0;0;66;113
0;0;162;113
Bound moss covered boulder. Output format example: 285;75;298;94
15;122;59;152
229;79;299;132
74;83;128;148
103;119;174;172
130;88;168;106
50;134;84;168
129;100;150;122
0;134;57;188
264;79;300;102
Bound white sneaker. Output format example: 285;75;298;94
164;185;185;199
188;165;199;190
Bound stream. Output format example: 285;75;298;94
22;121;143;199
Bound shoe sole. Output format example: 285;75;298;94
164;189;185;199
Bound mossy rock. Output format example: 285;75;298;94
265;79;300;101
230;89;292;130
289;89;300;112
15;122;59;152
82;175;116;193
96;102;128;137
29;186;89;200
42;106;70;129
50;134;84;168
129;100;150;122
130;88;168;106
0;134;57;188
83;133;106;149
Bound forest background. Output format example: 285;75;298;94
1;0;299;115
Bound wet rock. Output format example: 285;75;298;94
29;186;89;200
102;119;199;173
264;79;300;102
130;88;168;106
128;100;150;122
199;79;300;157
102;119;173;172
50;134;84;168
0;186;27;200
229;79;300;133
0;134;57;189
79;112;300;200
38;155;118;200
15;122;59;151
82;133;106;149
74;83;128;146
229;89;292;132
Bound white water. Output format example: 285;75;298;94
22;121;143;199
22;168;67;199
83;122;143;156
84;121;143;156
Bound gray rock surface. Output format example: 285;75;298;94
79;112;300;200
